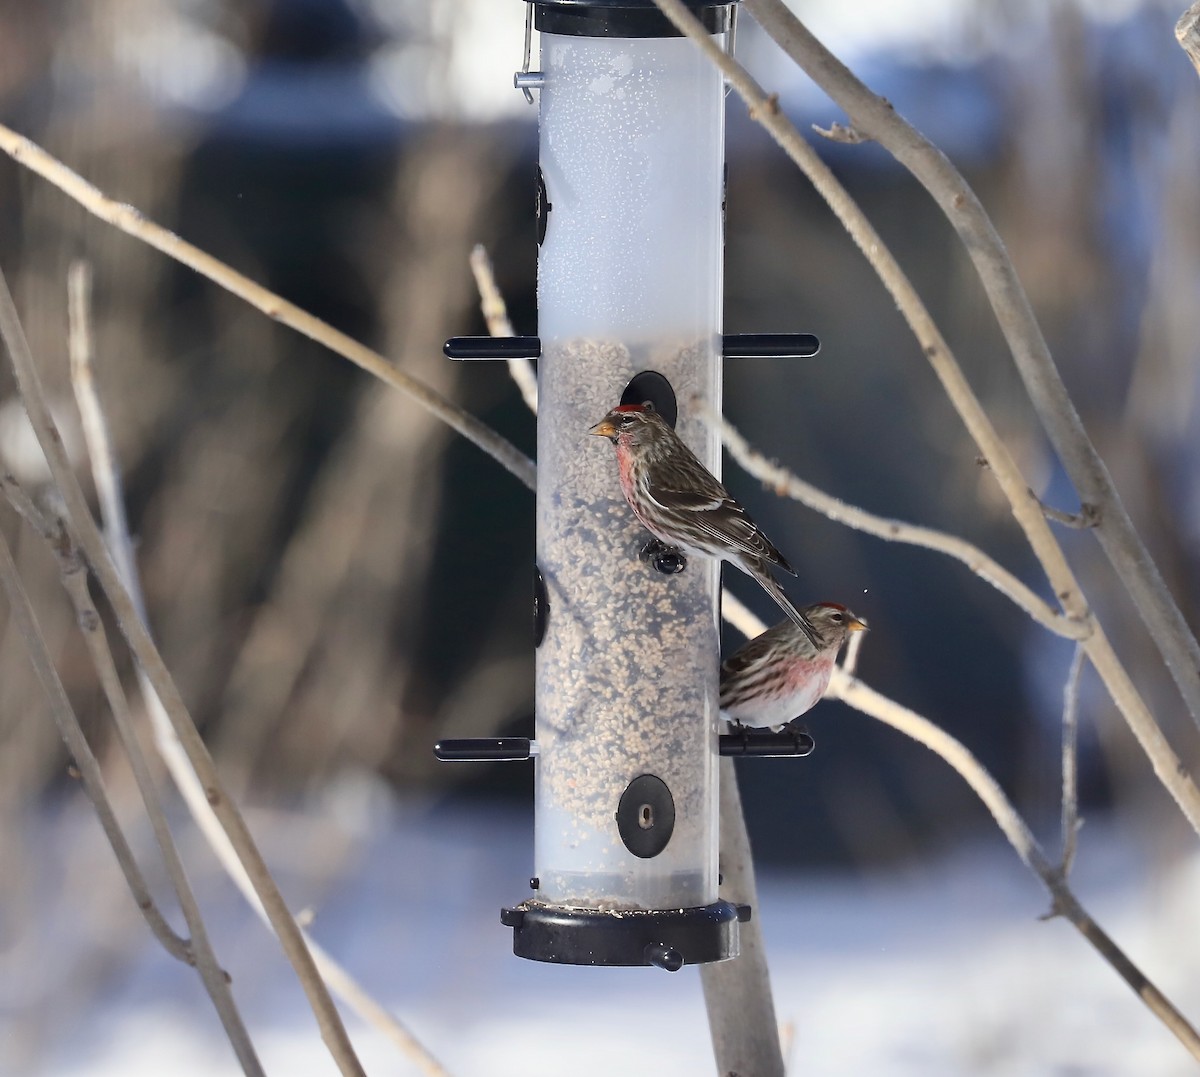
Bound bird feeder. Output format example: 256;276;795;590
437;0;818;972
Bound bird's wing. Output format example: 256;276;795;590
649;487;725;512
692;500;795;572
642;443;796;572
720;631;776;681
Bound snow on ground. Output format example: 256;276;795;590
9;795;1200;1076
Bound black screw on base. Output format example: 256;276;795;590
644;943;684;973
640;538;687;575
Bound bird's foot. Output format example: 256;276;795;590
783;719;814;756
638;538;669;563
640;539;687;575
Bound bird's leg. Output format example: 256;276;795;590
639;538;687;575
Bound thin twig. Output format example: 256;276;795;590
0;470;55;536
62;540;263;1072
0;265;367;1077
1039;499;1100;530
711;407;1088;640
65;260;264;1073
64;268;453;1077
1061;644;1086;877
745;0;1200;732
469;244;538;412
67;261;140;610
0;122;534;492
0;521;190;964
811;121;869;144
651;0;1200;842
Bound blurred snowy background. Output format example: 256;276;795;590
2;0;1200;1072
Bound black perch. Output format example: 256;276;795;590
444;332;820;361
434;731;814;761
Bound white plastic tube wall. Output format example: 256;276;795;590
535;30;725;910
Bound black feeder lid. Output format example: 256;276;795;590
500;900;750;969
533;0;736;38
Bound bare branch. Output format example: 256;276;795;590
711;407;1088;640
64;269;452;1077
745;0;1200;732
0;469;57;539
1177;3;1200;79
826;667;1200;1061
651;0;1200;841
469;244;538;413
61;263;265;1072
60;565;265;1075
0;122;534;492
0;520;190;965
1061;644;1087;877
0;265;367;1077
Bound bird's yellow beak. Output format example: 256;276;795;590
590;418;617;438
847;617;868;633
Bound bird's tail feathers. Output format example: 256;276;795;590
754;568;820;648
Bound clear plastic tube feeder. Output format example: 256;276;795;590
503;0;744;971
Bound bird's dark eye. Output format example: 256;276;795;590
620;414;636;427
830;612;843;623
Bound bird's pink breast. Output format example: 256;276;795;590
615;441;636;500
784;656;833;710
725;654;834;728
614;440;658;534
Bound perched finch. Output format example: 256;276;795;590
590;402;820;646
720;603;867;729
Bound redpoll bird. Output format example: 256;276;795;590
720;603;867;729
590;402;820;646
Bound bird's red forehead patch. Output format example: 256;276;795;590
818;601;848;611
612;403;646;413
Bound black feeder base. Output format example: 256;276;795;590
500;900;749;971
